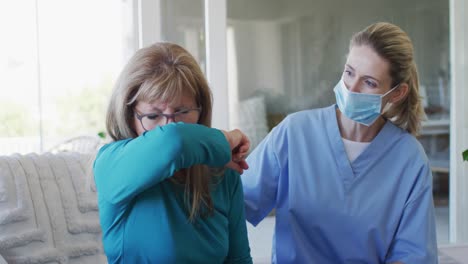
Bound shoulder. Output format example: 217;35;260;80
218;168;241;188
387;122;429;164
283;105;335;126
213;169;242;193
95;139;131;159
211;169;243;204
268;105;335;140
385;123;433;194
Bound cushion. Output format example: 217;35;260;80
0;152;106;263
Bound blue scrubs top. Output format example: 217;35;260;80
242;105;438;264
94;123;252;264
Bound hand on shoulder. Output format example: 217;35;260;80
221;129;250;174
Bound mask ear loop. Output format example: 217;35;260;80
380;84;400;113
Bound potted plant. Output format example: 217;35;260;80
464;149;468;161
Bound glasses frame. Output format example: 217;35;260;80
134;107;202;131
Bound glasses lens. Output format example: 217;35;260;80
174;109;200;122
140;109;200;130
142;114;163;130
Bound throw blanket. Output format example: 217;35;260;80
0;152;106;264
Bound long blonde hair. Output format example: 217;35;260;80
350;22;425;135
106;42;214;221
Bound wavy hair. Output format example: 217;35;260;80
106;42;214;221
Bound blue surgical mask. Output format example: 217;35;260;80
333;79;398;126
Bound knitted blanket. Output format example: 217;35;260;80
0;152;106;263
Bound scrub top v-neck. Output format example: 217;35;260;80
242;105;437;264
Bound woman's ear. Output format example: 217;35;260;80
390;83;409;103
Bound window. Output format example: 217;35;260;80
0;0;136;154
160;0;206;71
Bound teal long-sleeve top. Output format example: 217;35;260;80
93;123;252;264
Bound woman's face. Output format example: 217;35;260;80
342;45;394;95
132;93;200;136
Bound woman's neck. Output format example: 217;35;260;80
336;108;386;142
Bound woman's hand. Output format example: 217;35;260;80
222;129;250;174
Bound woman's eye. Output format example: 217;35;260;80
344;70;352;76
365;80;377;88
147;114;161;120
177;109;190;114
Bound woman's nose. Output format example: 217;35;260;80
165;115;176;124
347;80;360;93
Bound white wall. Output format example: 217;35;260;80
228;0;449;113
229;21;283;100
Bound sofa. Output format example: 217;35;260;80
0;152;106;263
2;152;467;264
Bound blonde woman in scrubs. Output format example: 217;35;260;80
242;22;438;264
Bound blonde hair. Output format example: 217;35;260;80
350;22;425;135
106;42;214;221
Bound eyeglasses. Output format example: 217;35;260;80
134;107;202;131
